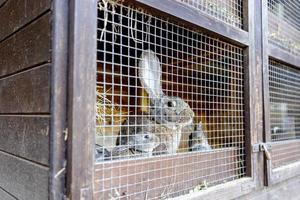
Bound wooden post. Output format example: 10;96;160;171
67;0;97;199
49;0;69;199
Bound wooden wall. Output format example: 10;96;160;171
0;0;51;199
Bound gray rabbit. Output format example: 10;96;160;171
138;49;195;153
117;116;177;155
189;122;212;152
95;144;111;162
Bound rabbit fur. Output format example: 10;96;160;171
118;116;184;154
189;122;212;152
138;49;195;153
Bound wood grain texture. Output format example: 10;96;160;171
0;13;50;77
0;116;50;166
94;148;239;199
0;64;50;113
67;0;97;198
272;140;300;168
134;0;249;47
0;151;48;200
269;43;300;69
240;173;300;200
0;187;17;200
49;0;69;199
0;0;8;8
0;0;50;41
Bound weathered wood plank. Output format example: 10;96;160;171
0;0;50;41
0;64;50;113
94;148;239;199
0;187;17;200
49;0;69;199
0;116;49;166
240;174;300;200
271;140;300;168
67;0;97;199
268;43;300;70
134;0;249;47
0;151;49;200
0;13;50;77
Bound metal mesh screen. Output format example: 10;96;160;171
95;1;245;199
177;0;243;29
269;60;300;142
271;140;300;167
268;0;300;55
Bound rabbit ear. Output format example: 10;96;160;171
138;49;164;98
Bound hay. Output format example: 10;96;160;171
96;86;128;135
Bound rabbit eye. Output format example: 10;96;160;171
144;134;150;139
167;101;176;107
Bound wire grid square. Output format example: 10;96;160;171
177;0;243;29
95;1;245;199
268;0;300;55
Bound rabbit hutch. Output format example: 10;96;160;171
1;0;300;199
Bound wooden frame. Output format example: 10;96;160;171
67;0;98;199
49;0;69;199
134;0;249;47
269;44;300;70
66;0;300;198
262;0;300;187
92;0;264;199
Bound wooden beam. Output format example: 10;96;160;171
271;140;300;168
49;0;69;199
270;160;300;185
261;0;273;187
67;0;97;199
134;0;249;47
268;43;300;70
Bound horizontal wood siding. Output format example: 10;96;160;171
0;65;50;113
0;0;51;198
0;151;48;200
0;0;50;41
0;116;50;165
0;13;51;77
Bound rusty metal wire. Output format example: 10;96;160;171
95;1;245;199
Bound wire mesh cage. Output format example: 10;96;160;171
95;1;245;199
268;0;300;55
269;60;300;142
177;0;244;29
269;60;300;167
